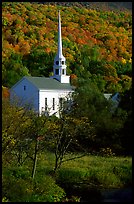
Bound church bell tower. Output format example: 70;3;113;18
51;10;70;83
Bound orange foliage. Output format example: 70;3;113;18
45;47;51;53
22;27;28;33
18;41;31;55
70;74;78;86
2;3;131;63
14;44;20;52
2;2;132;86
76;37;86;45
70;74;77;80
4;13;12;21
104;76;120;84
2;86;10;98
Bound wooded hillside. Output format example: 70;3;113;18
40;2;132;12
2;2;132;93
2;4;132;202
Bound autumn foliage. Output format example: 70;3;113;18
2;2;132;93
2;86;10;98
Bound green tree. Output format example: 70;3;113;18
70;79;127;153
2;52;30;87
2;98;32;165
117;87;132;155
24;114;49;178
45;115;95;173
2;97;50;178
23;46;55;77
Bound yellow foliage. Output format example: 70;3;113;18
129;58;132;63
121;58;126;64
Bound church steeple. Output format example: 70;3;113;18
51;10;70;83
58;10;62;57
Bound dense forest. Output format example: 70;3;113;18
2;2;132;202
2;2;132;93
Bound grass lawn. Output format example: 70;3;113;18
38;151;132;189
2;151;132;202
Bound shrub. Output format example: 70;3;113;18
2;197;9;202
99;147;115;157
112;165;132;186
2;166;66;202
32;175;66;202
57;168;88;185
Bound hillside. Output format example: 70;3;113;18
2;2;132;93
2;3;132;202
40;2;132;12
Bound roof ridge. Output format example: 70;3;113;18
24;76;73;90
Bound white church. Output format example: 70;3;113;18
10;11;74;117
10;11;120;117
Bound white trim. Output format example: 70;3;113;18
39;89;73;92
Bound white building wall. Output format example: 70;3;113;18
104;93;112;100
39;89;73;117
10;77;74;117
10;78;39;112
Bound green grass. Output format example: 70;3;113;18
38;152;132;189
2;165;65;202
2;152;132;202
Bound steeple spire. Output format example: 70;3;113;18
51;10;70;84
58;10;62;57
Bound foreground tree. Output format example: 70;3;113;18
2;98;32;165
2;97;49;178
44;115;96;173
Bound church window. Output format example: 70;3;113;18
62;61;64;65
62;69;65;75
41;107;45;114
55;69;59;75
45;98;47;110
24;85;26;91
59;97;63;109
56;61;59;65
53;98;55;110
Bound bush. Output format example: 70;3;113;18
2;197;9;202
57;168;88;185
99;147;115;157
112;165;132;186
32;175;66;202
2;166;66;202
2;175;33;202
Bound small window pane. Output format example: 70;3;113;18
55;69;59;75
45;98;47;110
59;98;63;109
53;98;55;110
56;61;59;65
62;61;64;65
62;69;65;75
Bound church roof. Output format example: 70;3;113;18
24;76;74;91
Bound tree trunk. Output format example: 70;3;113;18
32;138;39;179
